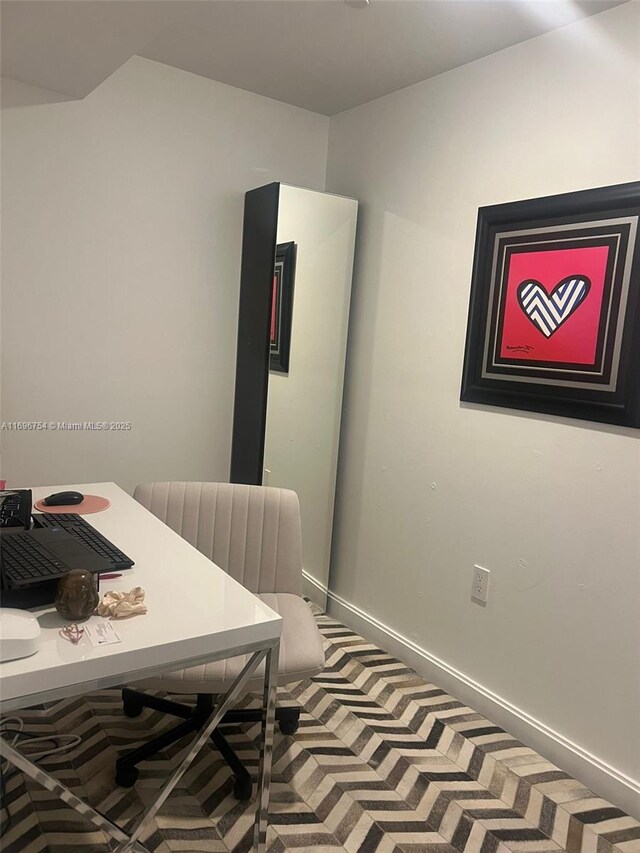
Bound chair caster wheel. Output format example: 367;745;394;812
278;718;299;735
115;765;139;788
123;699;143;718
234;776;252;801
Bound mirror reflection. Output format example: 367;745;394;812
264;185;358;606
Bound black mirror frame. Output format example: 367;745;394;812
230;182;280;484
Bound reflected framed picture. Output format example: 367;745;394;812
460;182;640;427
270;241;297;373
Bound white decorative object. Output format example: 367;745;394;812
0;608;41;661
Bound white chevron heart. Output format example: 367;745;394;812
516;275;590;338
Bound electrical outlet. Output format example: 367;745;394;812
471;565;490;604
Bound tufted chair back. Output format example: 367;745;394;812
133;482;302;596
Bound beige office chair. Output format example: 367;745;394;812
115;482;325;799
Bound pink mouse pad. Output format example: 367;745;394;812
34;495;111;515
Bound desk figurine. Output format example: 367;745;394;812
55;570;99;622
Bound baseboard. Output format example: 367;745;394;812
302;569;328;610
324;586;640;820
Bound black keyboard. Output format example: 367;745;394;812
1;532;68;585
0;527;109;587
32;513;134;571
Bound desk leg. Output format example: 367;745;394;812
1;640;279;853
254;637;280;853
0;737;149;853
119;646;270;852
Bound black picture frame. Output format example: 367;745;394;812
460;181;640;428
270;241;296;374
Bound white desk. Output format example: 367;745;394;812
0;482;282;853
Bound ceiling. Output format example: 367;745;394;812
1;0;626;116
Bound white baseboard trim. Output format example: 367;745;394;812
302;569;328;610
324;586;640;820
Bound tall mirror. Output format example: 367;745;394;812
231;183;358;607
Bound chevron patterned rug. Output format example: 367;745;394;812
1;607;638;853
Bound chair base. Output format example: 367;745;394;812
116;688;300;800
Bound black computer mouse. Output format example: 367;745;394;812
43;490;85;507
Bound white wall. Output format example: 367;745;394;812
326;2;640;815
1;57;329;491
1;78;74;108
265;185;357;603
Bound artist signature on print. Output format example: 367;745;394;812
506;344;535;353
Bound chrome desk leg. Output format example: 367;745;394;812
253;637;280;853
119;647;268;852
0;646;278;853
0;737;150;853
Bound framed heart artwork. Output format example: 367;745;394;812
460;181;640;427
270;241;297;374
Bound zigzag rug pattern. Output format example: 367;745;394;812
2;608;638;853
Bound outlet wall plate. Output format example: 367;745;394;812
471;565;490;604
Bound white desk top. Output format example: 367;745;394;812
0;483;282;712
